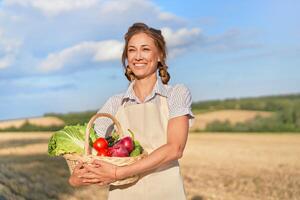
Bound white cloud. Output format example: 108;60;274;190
0;0;192;75
39;40;123;72
38;26;204;72
0;55;14;69
2;0;255;75
93;40;124;61
202;29;262;52
0;29;22;53
161;27;202;57
4;0;185;26
162;27;202;47
98;0;185;25
158;11;181;22
4;0;99;16
0;28;22;69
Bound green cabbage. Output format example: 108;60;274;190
48;124;97;156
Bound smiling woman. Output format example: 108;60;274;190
122;23;170;88
68;22;194;200
126;33;160;85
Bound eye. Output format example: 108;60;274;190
128;48;135;52
143;48;150;51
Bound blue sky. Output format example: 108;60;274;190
0;0;299;120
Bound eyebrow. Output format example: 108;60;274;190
128;44;150;48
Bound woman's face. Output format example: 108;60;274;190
127;33;160;80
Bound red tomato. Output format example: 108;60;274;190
97;148;111;157
93;138;108;151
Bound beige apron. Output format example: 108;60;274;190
108;95;186;200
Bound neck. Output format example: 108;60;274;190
133;74;157;103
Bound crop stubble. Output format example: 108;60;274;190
0;132;299;200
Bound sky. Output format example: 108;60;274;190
0;0;299;120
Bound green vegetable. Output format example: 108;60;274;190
130;148;141;157
128;129;135;140
48;124;97;156
128;129;143;157
130;143;143;157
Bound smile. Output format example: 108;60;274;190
134;63;147;67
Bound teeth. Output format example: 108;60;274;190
134;63;146;67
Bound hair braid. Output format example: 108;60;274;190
125;65;135;82
158;62;170;84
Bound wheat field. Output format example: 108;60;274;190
0;109;272;131
191;110;273;131
0;117;65;129
0;132;299;200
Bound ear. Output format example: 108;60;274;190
158;56;162;62
158;52;164;62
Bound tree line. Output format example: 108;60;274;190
1;94;299;132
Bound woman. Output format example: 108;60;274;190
69;22;194;200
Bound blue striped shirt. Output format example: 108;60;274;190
94;78;194;137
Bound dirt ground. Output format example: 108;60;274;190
0;132;299;200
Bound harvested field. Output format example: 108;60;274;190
191;110;273;131
0;117;65;129
0;132;299;200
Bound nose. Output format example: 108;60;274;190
135;50;142;60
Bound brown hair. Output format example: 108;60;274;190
122;22;170;84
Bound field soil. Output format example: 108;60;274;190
0;132;299;200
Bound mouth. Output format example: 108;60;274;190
133;63;147;67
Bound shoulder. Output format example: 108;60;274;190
97;93;124;114
165;83;193;112
165;83;192;101
165;83;193;116
165;83;194;127
107;93;124;105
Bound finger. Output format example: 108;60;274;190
84;165;102;175
93;160;114;169
78;172;99;179
92;159;102;165
82;178;102;183
74;160;84;170
80;180;99;186
76;167;89;175
97;182;108;186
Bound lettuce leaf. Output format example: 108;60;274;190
48;124;97;156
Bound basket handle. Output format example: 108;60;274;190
84;113;123;155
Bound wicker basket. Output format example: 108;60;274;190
63;113;147;186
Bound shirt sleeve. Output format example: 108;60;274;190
168;84;195;128
93;95;121;137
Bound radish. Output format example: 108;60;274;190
108;145;129;157
116;136;134;153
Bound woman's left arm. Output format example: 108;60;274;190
83;115;189;184
117;115;189;179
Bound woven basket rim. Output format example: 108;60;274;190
84;113;123;156
63;151;147;160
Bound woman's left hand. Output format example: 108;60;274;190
82;160;118;185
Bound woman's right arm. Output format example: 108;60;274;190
69;95;121;187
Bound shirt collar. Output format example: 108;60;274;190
122;78;168;102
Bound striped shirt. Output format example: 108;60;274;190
94;78;194;137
